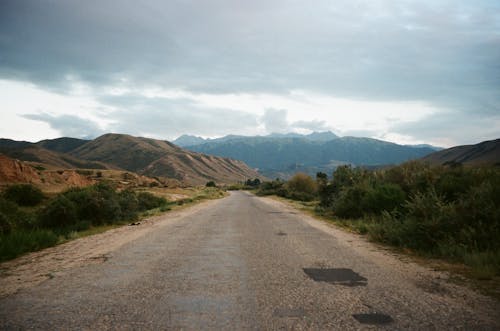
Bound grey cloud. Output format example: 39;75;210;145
22;113;104;139
291;120;329;132
390;111;500;146
2;0;500;144
260;109;289;133
260;109;330;133
98;94;259;139
1;0;499;113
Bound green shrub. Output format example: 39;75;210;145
0;212;11;235
62;183;121;225
0;197;37;230
3;184;45;206
39;195;78;228
245;178;261;187
363;183;406;214
137;192;167;211
0;229;59;262
333;183;368;218
257;179;287;196
205;181;217;188
118;189;139;220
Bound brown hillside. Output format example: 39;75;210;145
0;154;94;190
0;142;116;170
71;133;263;185
71;134;181;171
422;138;500;166
0;154;42;184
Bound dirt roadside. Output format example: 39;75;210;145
0;198;220;298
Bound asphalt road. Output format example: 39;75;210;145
1;191;499;330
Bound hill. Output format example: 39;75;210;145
36;137;89;153
0;139;113;170
185;135;435;178
0;154;94;190
422;138;500;166
0;134;263;185
69;133;262;184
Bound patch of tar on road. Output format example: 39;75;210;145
86;254;110;264
273;307;306;319
303;268;368;287
415;278;450;295
353;312;394;325
275;231;287;236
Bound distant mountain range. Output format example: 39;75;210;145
422;138;500;166
0;134;262;185
175;132;440;178
3;132;495;186
173;131;339;147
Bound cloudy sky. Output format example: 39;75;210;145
1;0;499;147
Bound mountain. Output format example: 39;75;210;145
186;135;435;178
37;137;89;153
0;134;263;185
172;131;339;147
69;133;262;184
0;139;112;170
172;135;207;147
422;138;500;166
305;131;339;142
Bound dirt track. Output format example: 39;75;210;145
1;191;499;330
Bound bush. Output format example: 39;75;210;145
362;183;406;215
3;184;45;206
316;162;500;276
245;178;261;187
0;212;11;235
0;229;59;262
0;197;37;230
118;189;139;220
257;179;287;196
62;183;121;225
137;192;167;211
205;181;217;188
282;173;317;201
333;183;369;218
286;173;317;195
39;195;78;228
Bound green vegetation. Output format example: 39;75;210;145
0;183;227;262
257;173;317;201
3;184;45;206
0;182;169;262
258;162;500;279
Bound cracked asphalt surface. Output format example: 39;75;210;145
1;191;499;330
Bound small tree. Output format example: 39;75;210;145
206;181;217;188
